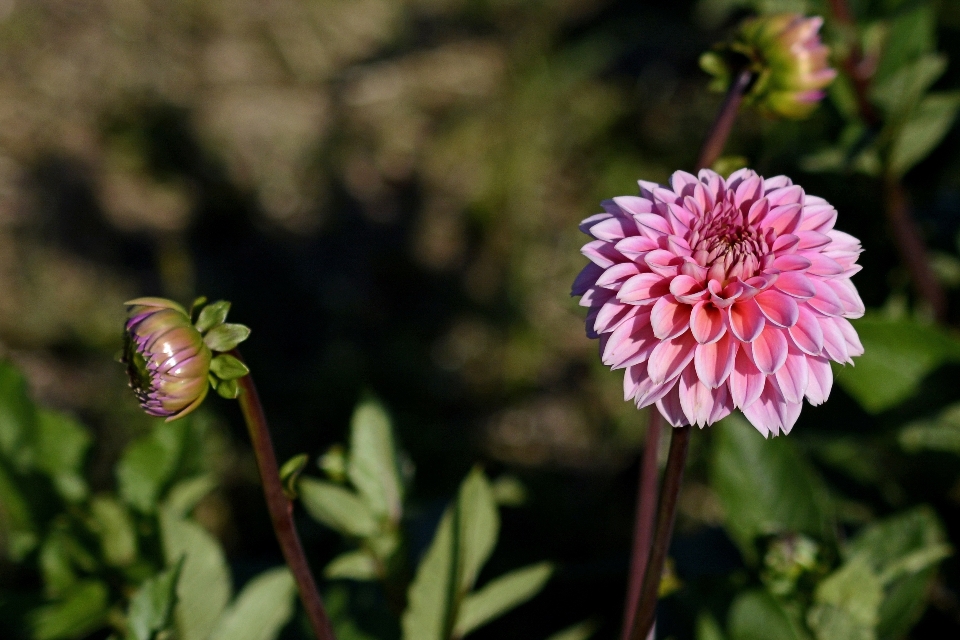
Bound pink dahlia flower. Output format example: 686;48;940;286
573;169;863;436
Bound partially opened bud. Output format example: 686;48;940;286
123;298;212;421
700;14;837;119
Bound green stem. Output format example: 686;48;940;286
628;425;691;640
232;349;338;640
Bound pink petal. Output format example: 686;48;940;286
618;273;670;304
679;365;730;427
633;212;672;237
741;382;798;437
728;299;766;342
602;313;657;369
772;234;800;254
803;252;844;276
690;301;726;343
766;184;803;206
594;300;639;334
728;347;765;409
772;254;812;271
588;216;638;241
651;296;692;340
694;332;738;388
763;175;793;191
596;262;641;290
775;272;816;299
670;170;700;194
775;348;809;404
734;175;763;210
763;203;802;235
647;332;698;384
820;317;851;363
656;382;689;427
806;279;844;316
796;230;831;250
755;289;800;328
747;198;770;225
749;327;789;374
645;249;683;277
635;368;679;408
579;212;611;235
804;356;833;405
798;202;837;232
827;279;865;319
835;318;864;357
612;195;655;216
616;236;659;260
582;240;623;268
572;263;603;295
788;306;824;355
670;274;708;304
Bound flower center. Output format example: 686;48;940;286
687;201;769;283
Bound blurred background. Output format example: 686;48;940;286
4;0;960;638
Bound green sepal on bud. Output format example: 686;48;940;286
280;453;310;499
123;296;253;419
700;13;837;120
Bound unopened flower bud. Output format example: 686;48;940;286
123;298;212;421
700;14;837;119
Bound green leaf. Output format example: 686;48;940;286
491;475;527;507
117;421;188;512
195;300;231;333
544;620;597;640
454;562;553;636
888;92;960;177
728;590;810;640
39;533;79;597
35;410;91;502
696;612;726;640
30;580;109;640
807;557;883;640
871;54;946;118
835;316;960;413
710;415;833;562
298;477;379;537
163;475;216;518
127;560;184;640
0;460;37;559
402;468;500;640
844;507;950;638
207;568;297;640
160;507;231;640
900;402;960;453
89;497;137;567
0;359;38;471
214;378;240;399
348;399;404;523
210;354;249;381
324;550;379;581
203;323;251;352
873;4;936;84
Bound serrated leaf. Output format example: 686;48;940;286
545;620;597;640
127;560;183;640
89;496;137;567
163;475;216;518
324;551;379;581
454;562;553;636
299;477;378;537
204;324;251;352
889;92;960;177
710;415;833;563
195;301;231;333
347;400;404;523
117;421;187;513
30;580;109;640
210;354;249;381
207;568;296;640
728;590;810;640
836;316;960;413
160;508;231;640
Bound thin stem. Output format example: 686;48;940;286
232;350;338;640
628;425;691;640
695;69;754;171
620;411;662;640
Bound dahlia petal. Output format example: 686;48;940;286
835;318;864;357
804;356;833;405
618;273;670;304
694;332;737;387
728;299;766;342
774;271;816;299
670;275;708;303
680;260;708;281
709;280;742;308
729;347;765;409
615;236;659;260
580;286;613;308
750;327;789;374
645;249;683;277
582;240;623;268
803;252;844;276
788;306;824;355
825;229;862;253
572;263;604;295
741;381;794;437
670;170;700;194
820;317;851;363
690;301;726;343
634;212;673;237
637;180;659;199
594;300;639;334
708;383;734;424
827;279;865;318
589;216;639;241
763;175;793;191
764;203;802;235
734;175;763;210
665;235;692;256
596;262;641;290
766;184;803;206
579;212;612;235
651;296;692;340
679;365;721;427
612;195;655;216
756;289;800;327
636;372;678;408
772;234;800;253
647;332;698;384
775;348;809;404
667;203;695;231
656;382;689;427
747;197;770;225
772;254;812;271
799;205;837;233
602;312;657;368
693;182;715;211
796;230;831;250
806;279;844;316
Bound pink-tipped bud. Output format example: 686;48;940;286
700;14;837;119
123;298;212;421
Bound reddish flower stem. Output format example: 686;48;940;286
628;425;691;640
620;411;662;640
232;350;338;640
695;69;754;171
